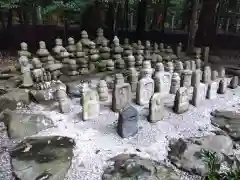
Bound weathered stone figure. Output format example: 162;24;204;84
99;39;112;71
191;83;207;107
112;36;125;69
206;75;218;100
203;46;210;65
136;71;154;106
135;51;144;68
76;42;88;74
218;79;227;94
202;66;211;84
80;30;91;53
176;42;182;58
218;67;225;78
89;41;100;72
181;70;192;88
174;61;183;75
165;61;174;73
52;38;65;59
95;28;107;46
36;41;50;63
229;76;238;89
56;86;70;113
148;93;164;123
195;57;202;69
82;89;100;121
20;56;33;87
170;73;181;94
154;63;171;95
140;61;153;78
18;42;31;58
128;67;138;93
191;70;201;87
173;87;189;114
123;38;133;62
66;37;77;57
117;105;139;138
137;40;144;55
126;54;135;69
97;80;108;101
184;61;191;70
112;74;131;112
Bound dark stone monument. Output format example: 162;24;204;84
117;104;139;138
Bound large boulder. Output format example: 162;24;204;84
168;135;234;176
66;81;83;97
11;136;75;180
29;89;56;104
102;154;180;180
211;110;240;142
1;110;54;139
0;88;30;112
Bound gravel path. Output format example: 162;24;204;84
1;81;240;180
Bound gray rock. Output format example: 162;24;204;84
0;88;30;112
1;110;54;139
102;154;179;180
209;55;221;64
117;105;139;138
173;87;189;114
66;81;83;96
218;79;227;94
229;76;238;89
29;89;56;104
168;135;233;176
211;110;240;142
11;136;75;180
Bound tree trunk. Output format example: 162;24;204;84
195;0;218;46
17;9;23;24
136;0;147;39
162;0;169;33
187;0;199;54
36;6;43;24
7;9;13;28
106;2;115;37
23;11;29;25
64;18;69;46
0;11;5;29
124;0;129;30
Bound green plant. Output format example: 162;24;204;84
200;149;240;180
200;149;221;180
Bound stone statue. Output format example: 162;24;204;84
66;37;77;57
36;41;49;63
52;38;65;60
95;28;107;46
20;56;33;87
18;42;31;58
97;80;108;101
89;41;100;72
137;40;144;55
112;36;124;69
80;30;91;53
76;42;88;74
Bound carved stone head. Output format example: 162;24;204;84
81;30;88;39
55;38;62;46
68;37;75;45
39;41;46;49
20;42;28;51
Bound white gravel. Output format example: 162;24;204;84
1;80;240;180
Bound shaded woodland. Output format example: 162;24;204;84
0;0;239;51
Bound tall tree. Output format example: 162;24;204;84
195;0;219;46
136;0;147;39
